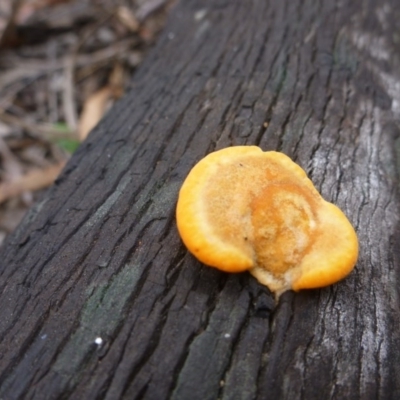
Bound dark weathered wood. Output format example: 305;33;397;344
1;0;400;398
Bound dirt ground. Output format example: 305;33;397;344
0;0;172;246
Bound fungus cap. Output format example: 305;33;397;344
176;146;358;295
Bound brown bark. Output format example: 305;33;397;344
1;0;400;398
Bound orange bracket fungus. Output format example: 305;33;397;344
176;146;358;296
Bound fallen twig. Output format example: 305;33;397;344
0;112;75;140
0;37;138;92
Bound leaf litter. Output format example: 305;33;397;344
0;0;173;246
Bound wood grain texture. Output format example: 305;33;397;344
1;0;400;398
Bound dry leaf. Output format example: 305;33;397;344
77;86;111;141
0;161;65;204
116;6;139;32
78;63;125;141
108;62;125;98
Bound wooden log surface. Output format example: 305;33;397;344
1;0;400;398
